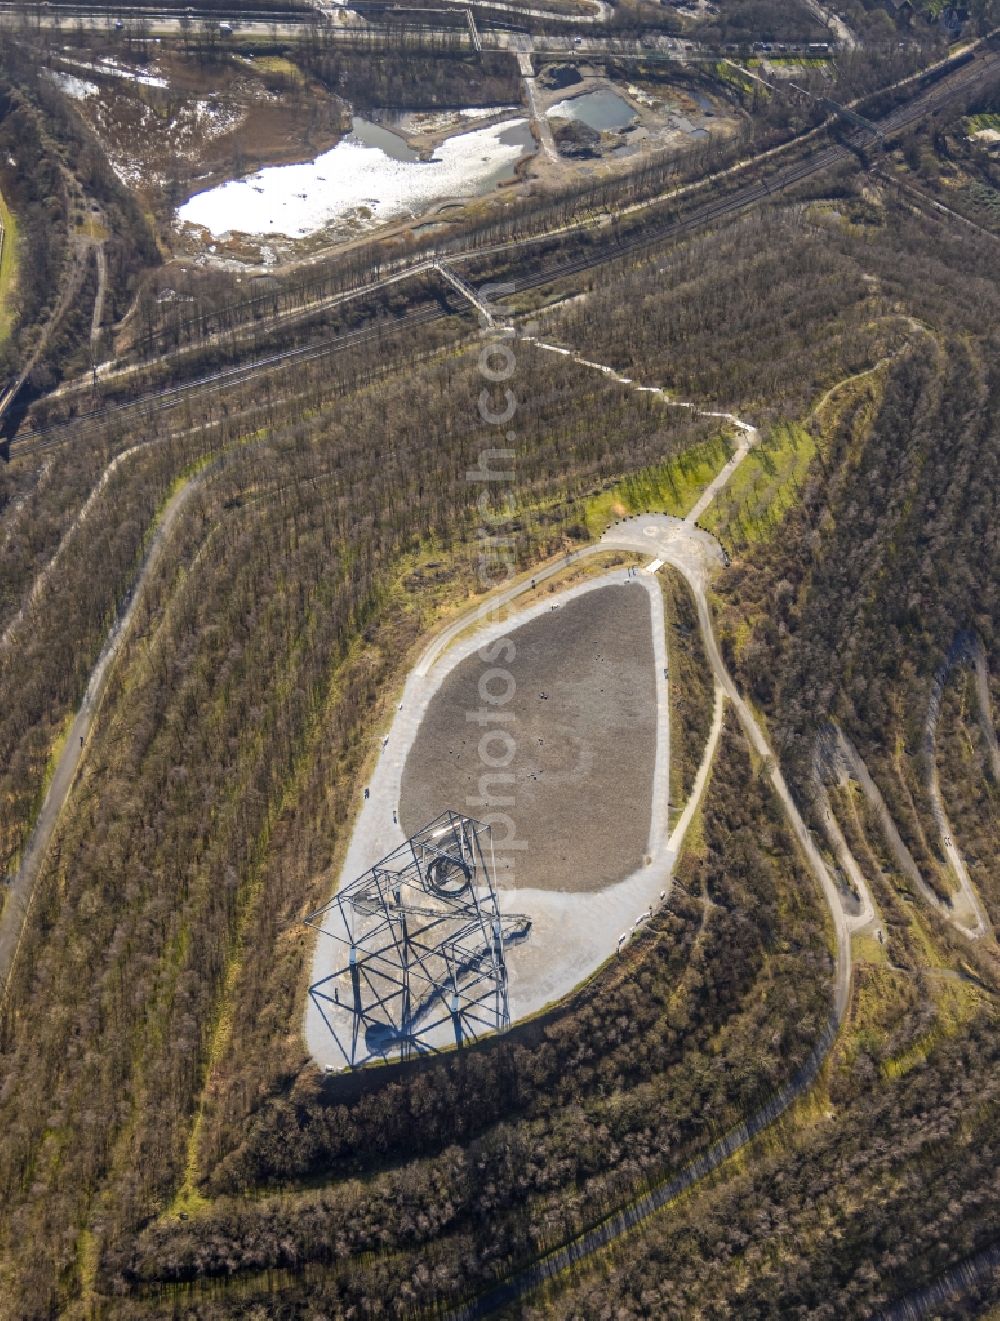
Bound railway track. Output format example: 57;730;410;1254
6;44;996;462
115;42;995;363
7;304;444;460
0;1;312;23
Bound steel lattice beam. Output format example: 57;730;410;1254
307;812;530;1068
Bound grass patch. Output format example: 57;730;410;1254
715;61;759;95
966;112;1000;133
963;179;1000;225
883;975;985;1079
41;712;75;800
251;55;306;84
662;567;714;814
774;56;827;67
0;187;19;343
583;432;733;537
77;215;109;242
852;932;889;966
701;420;816;552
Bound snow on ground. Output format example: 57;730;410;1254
92;56;169;87
627;82;658;109
391;105;518;135
461;105;513;119
192;98;242;135
176;116;530;239
54;54;169;88
45;70;99;100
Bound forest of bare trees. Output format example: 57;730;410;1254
0;21;997;1320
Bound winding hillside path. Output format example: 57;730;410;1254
826;724;988;942
972;636;1000;780
0;441;147;651
811;755;877;934
0;471;204;1001
445;511;851;1321
441;338;964;1317
924;649;993;939
521;333;761;463
605;516;852;1019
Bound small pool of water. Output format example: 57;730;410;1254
349;116;421;161
547;89;637;132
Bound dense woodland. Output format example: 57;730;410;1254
662;567;715;810
103;38;951;375
302;44;521;110
0;26;998;1321
0;34;156;400
502;161;1000;1321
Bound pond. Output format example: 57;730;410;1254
176;115;532;240
547;88;637;132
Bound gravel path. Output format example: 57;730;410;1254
305;568;677;1069
601;514;852;1026
924;660;991;939
0;474;203;1001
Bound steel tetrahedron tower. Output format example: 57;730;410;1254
307;812;530;1069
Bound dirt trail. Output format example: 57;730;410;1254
665;683;725;855
811;747;877;933
521;334;759;474
0;456;53;556
0;441;146;652
973;637;1000;780
687;562;852;1013
0;472;204;1000
0;238;88;423
833;725;986;940
90;243;108;348
924;650;992;938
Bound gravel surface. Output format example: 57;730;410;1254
400;583;656;893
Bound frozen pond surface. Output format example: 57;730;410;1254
547;89;637;131
176;115;531;239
